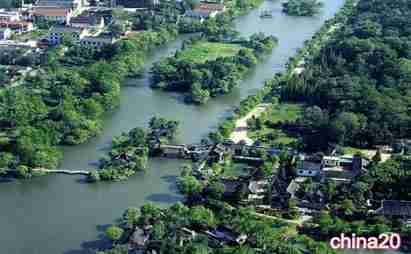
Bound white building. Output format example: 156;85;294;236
70;15;104;30
80;34;115;50
47;26;88;44
33;7;73;24
0;28;12;40
0;10;21;22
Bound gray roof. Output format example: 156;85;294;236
184;10;210;19
376;200;411;217
50;26;84;33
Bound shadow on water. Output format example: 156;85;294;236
63;225;113;254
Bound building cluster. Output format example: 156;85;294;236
184;1;226;23
295;153;368;180
0;0;118;50
0;10;34;40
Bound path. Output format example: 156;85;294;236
229;103;270;145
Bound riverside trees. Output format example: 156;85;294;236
282;0;324;16
0;30;178;177
89;117;179;181
280;0;411;150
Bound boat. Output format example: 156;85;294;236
260;9;273;18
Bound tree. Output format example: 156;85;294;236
105;225;124;242
178;175;203;196
61;32;75;48
189;206;217;228
207;181;225;199
190;82;210;104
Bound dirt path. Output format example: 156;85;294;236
229;103;270;145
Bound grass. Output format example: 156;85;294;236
178;42;244;64
222;163;250;178
249;103;303;146
267;103;303;123
12;29;48;42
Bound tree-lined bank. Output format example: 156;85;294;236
0;0;347;253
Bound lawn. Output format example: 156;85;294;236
266;103;303;124
249;103;303;146
178;42;243;64
221;163;250;178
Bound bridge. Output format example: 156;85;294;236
5;168;90;176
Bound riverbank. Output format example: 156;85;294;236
210;0;357;144
229;103;270;144
0;1;348;253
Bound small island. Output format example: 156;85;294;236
282;0;324;16
88;117;179;182
151;33;277;104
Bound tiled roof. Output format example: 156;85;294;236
33;7;71;17
70;15;101;25
376;200;411;217
197;3;225;11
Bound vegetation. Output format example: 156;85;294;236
248;103;303;147
89;117;179;181
97;202;337;254
0;30;177;177
281;0;411;151
282;0;324;16
151;33;277;104
177;42;244;64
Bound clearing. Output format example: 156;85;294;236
178;42;244;64
248;103;303;146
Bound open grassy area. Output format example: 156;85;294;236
222;163;250;178
266;103;303;123
249;103;303;146
178;42;243;64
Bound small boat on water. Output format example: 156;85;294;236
260;9;273;18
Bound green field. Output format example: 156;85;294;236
249;103;303;146
178;42;243;63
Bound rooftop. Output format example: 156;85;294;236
70;15;102;25
50;25;85;33
376;200;411;217
197;3;225;12
33;6;72;16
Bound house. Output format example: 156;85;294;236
0;21;34;33
0;28;12;40
184;10;210;23
70;15;104;29
129;226;149;248
0;10;21;22
296;154;322;177
376;200;411;218
197;2;226;14
80;34;116;50
322;154;368;178
47;25;88;45
271;175;291;208
33;7;73;24
35;0;84;10
184;2;226;22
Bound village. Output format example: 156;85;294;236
0;0;410;253
0;0;230;89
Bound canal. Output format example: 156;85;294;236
0;1;346;253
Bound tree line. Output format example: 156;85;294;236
0;29;178;177
151;33;277;104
